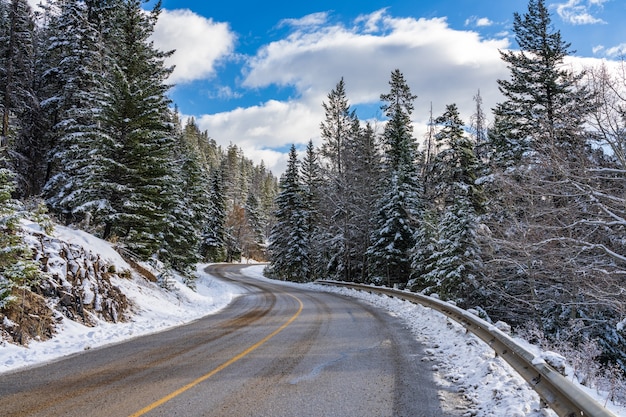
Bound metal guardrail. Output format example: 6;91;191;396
316;280;617;417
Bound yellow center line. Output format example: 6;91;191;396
129;293;304;417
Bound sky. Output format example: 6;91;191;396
30;0;626;174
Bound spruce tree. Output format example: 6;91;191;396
41;0;112;226
0;161;39;308
201;169;227;262
300;139;322;278
418;104;484;302
99;0;177;258
482;0;619;362
320;78;354;175
160;122;210;274
267;145;309;281
243;192;265;260
492;0;592;164
343;121;381;282
318;79;359;280
367;69;420;285
0;0;40;195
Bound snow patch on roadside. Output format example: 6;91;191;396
238;265;624;417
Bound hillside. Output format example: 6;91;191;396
0;221;239;370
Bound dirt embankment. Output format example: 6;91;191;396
1;232;130;345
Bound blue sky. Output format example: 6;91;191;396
43;1;626;173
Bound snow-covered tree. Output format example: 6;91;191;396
342;121;381;282
0;161;39;308
201;169;227;262
98;0;177;258
160;122;211;275
267;145;309;282
243;192;265;260
41;0;112;226
414;106;483;301
300;139;323;278
317;79;361;280
367;69;420;285
0;0;40;196
492;0;592;164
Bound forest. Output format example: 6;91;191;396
266;0;626;385
0;1;277;300
0;0;625;395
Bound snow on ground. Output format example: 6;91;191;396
0;258;241;373
239;265;625;417
0;242;623;417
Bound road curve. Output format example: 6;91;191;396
0;264;460;417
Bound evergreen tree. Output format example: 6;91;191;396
416;104;484;302
422;197;482;302
41;0;112;226
318;79;359;280
201;169;227;262
367;69;420;285
320;77;354;175
243;192;265;260
0;160;39;308
267;145;309;281
99;0;177;258
0;0;40;195
379;69;418;175
160;120;210;274
481;1;621;369
433;104;485;213
343;121;381;282
300;139;322;278
492;0;592;164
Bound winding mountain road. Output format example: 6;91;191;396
0;264;461;416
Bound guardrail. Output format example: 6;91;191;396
316;280;617;417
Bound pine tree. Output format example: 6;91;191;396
201;169;227;262
99;0;177;258
416;104;484;302
0;160;39;308
0;0;40;195
267;145;309;281
41;0;112;226
492;0;592;164
300;139;322;278
367;69;420;285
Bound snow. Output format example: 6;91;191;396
238;267;625;416
2;224;242;373
0;227;623;416
0;263;239;372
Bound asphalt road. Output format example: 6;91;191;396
0;264;462;416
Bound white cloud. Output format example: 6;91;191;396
195;100;319;174
202;10;509;173
279;12;329;28
151;9;236;84
465;16;494;27
593;45;606;54
603;43;626;58
555;0;607;25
